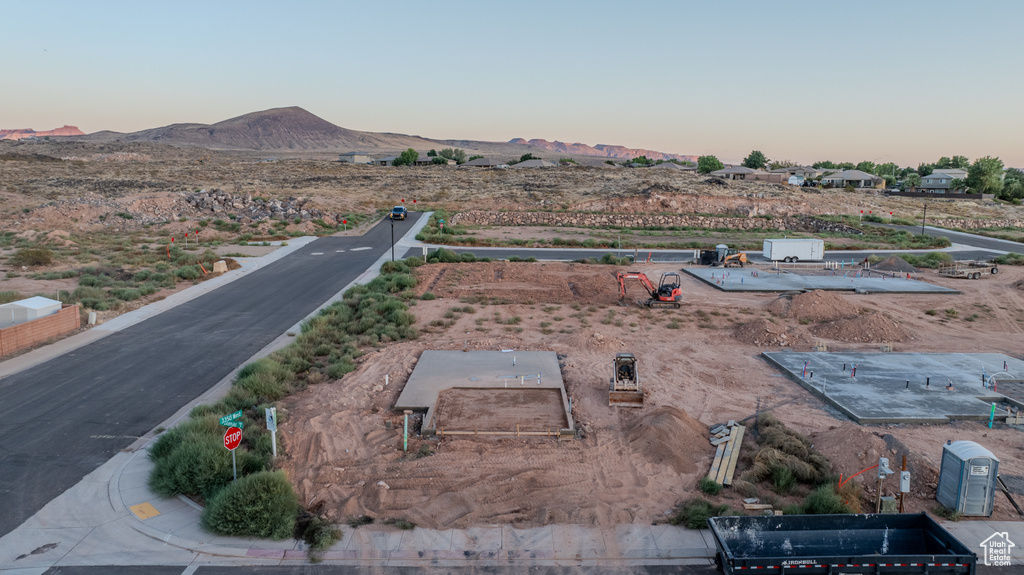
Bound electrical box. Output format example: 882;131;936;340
900;471;911;493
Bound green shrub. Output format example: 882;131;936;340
0;291;23;305
10;247;53;267
176;265;201;280
698;477;722;496
772;467;797;495
994;253;1024;266
111;287;142;301
201;471;298;539
799;485;850;515
668;498;731;529
932;504;962;521
134;269;152;282
421;292;437;300
148;430;234;499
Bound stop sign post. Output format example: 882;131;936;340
224;426;242;481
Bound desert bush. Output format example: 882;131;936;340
10;247;53;267
668;498;731;529
421;292;437;300
772;467;797;495
201;471;298;539
111;287;142;301
799;485;850;515
698;477;722;495
148;430;234;499
175;265;201;280
994;253;1024;266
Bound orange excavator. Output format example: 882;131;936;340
616;271;683;308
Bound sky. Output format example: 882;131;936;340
4;0;1023;167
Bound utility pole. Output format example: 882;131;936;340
920;203;927;236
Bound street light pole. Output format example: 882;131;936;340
920;203;927;236
390;217;395;262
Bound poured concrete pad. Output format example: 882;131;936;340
763;352;1023;424
395;350;573;435
684;268;959;294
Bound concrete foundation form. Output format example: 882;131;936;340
395;350;574;437
684;268;959;294
763;351;1023;424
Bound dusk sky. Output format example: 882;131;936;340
5;1;1023;166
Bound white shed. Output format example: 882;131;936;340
7;296;62;326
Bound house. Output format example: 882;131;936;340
821;169;884;189
512;159;556;168
413;157;457;166
373;156;398;166
919;168;968;193
771;166;820;178
651;162;696;172
459;157;504;167
338;152;373;164
710;166;757;180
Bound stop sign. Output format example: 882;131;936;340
224;427;242;451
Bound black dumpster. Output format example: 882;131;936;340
706;513;976;574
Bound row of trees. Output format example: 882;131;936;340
394;148;469;166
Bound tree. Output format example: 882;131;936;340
903;173;922;191
855;161;877;174
392;148;418;166
876;162;899;180
1000;168;1024;202
950;178;967;192
467;155;484;162
697;155;724;174
917;163;934;177
836;162;855;170
431;156;449;165
630;155;654;166
950;155;970;169
812;160;837;169
518;153;537;164
742;150;767;170
965;156;1004;196
427;149;437;157
768;159;796;170
439;148;467;164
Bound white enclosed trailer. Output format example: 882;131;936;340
762;238;824;262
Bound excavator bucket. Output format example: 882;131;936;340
609;353;644;408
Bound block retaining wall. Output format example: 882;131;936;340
0;304;81;357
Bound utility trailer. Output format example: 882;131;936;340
707;513;976;575
763;238;824;262
938;261;998;280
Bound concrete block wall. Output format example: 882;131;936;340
0;304;81;357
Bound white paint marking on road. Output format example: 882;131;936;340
180;565;199;575
336;249;345;252
350;247;373;251
310;252;324;255
91;435;141;440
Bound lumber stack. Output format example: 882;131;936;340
707;421;745;486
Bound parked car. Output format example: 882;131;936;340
390;206;407;220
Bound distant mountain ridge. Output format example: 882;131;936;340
60;106;693;161
0;125;85;140
508;138;695;163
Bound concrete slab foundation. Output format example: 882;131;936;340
395;350;574;436
684;268;959;294
763;351;1024;424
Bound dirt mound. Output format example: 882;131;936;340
872;255;919;274
734;318;801;347
769;290;860;322
1014;279;1024;291
810;312;909;343
625;407;707;474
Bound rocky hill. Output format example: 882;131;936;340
508;138;695;162
0;125;85;140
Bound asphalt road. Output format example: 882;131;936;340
0;213;421;538
403;246;1000;264
868;222;1024;254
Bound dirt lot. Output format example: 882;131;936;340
277;261;1024;529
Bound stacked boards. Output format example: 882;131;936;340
707;421;745;486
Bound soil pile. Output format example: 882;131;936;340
625;407;707;474
734;318;801;347
810;313;909;343
872;256;919;275
768;290;861;322
1014;279;1024;291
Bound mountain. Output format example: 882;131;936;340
508;138;696;163
74;106;695;161
0;125;85;140
81;107;439;152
